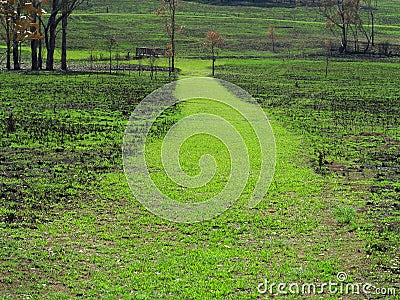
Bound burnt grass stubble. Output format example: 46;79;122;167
0;71;171;227
216;59;399;276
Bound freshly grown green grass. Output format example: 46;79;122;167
0;102;365;298
0;0;399;298
334;205;357;225
144;78;268;209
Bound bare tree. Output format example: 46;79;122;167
365;0;376;46
164;43;172;74
203;31;224;77
268;23;277;52
322;0;371;53
322;0;359;53
40;0;84;70
324;39;332;77
156;0;181;77
107;35;117;74
61;0;68;70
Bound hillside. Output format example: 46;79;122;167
64;0;400;59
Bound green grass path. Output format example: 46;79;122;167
142;77;275;222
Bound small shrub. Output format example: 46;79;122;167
5;112;16;133
334;205;356;225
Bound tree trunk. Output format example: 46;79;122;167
46;0;59;70
338;3;347;53
170;1;175;74
6;22;11;71
340;25;347;52
61;0;68;71
38;36;43;69
359;23;371;53
211;46;215;77
43;26;50;69
46;24;57;70
109;47;112;74
31;39;39;70
13;4;21;70
13;40;20;70
370;10;375;46
168;56;171;77
30;0;39;70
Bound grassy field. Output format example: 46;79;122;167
1;0;400;298
1;63;398;298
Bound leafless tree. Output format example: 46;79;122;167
156;0;181;77
203;31;224;77
40;0;84;70
268;23;277;52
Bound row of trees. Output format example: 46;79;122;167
1;0;381;73
0;0;83;71
0;0;224;76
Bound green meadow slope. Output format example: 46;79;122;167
39;0;400;59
